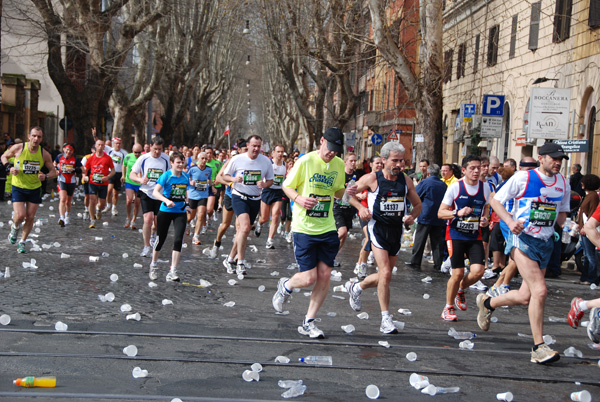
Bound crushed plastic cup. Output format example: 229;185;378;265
162;299;173;305
123;345;138;357
4;267;10;278
258;285;265;292
133;263;143;269
148;282;157;288
491;316;499;323
199;279;213;287
409;373;429;390
357;312;369;320
271;271;280;276
421;276;432;283
0;314;11;326
378;341;390;348
121;304;132;312
497;391;514;401
122;253;129;259
60;253;70;259
406;352;417;361
459;340;474;349
224;301;235;307
279;379;303;388
53;242;60;248
543;334;556;345
110;274;119;282
126;313;141;321
94;237;103;241
398;308;412;315
132;366;148;378
55;321;68;331
101;252;109;257
564;346;583;358
570;390;591;402
98;294;107;302
251;363;263;372
242;369;259;382
327;312;337;317
393;321;405;331
275;355;290;363
282;384;307;398
341;324;355;334
102;222;109;226
171;399;183;402
366;384;380;400
422;384;460;395
423;293;430;299
237;274;244;280
89;256;99;262
104;292;115;302
228;279;237;286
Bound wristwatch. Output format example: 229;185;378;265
453;210;458;217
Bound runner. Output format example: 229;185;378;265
255;144;286;249
438;155;490;322
129;137;171;257
54;142;81;227
187;151;212;245
221;135;274;275
332;152;358;266
205;146;222;224
345;142;421;334
1;126;58;253
149;151;189;282
83;139;116;228
79;146;96;220
123;143;143;229
272;127;354;338
477;143;570;364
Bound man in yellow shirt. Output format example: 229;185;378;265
441;163;458;187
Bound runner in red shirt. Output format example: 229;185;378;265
83;139;115;228
54;143;81;227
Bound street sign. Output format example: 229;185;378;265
414;134;424;143
516;136;527;146
528;88;570;139
480;116;503;138
553;139;589;153
482;95;505;117
371;133;383;145
387;130;398;141
462;103;476;122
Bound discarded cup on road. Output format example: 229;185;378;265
102;222;109;226
570;390;591;402
242;369;259;382
378;341;390;348
409;373;429;390
55;321;68;331
406;352;417;362
199;279;212;287
171;399;183;402
357;312;369;320
422;384;460;395
564;346;583;358
89;256;99;262
132;367;148;378
0;314;11;326
104;292;115;302
60;253;70;259
496;391;514;401
251;363;262;372
398;308;412;315
123;345;138;357
281;384;307;398
126;313;141;321
228;279;237;286
543;334;556;345
110;274;118;282
258;285;265;292
459;340;474;350
237;274;244;280
148;282;157;288
122;253;129;259
94;237;103;241
393;321;405;331
366;384;380;400
224;301;235;307
341;324;355;334
421;276;432;283
101;252;109;257
275;355;290;363
423;293;430;299
327;312;337;317
279;379;303;388
162;299;173;305
121;304;132;312
4;267;10;278
491;316;499;323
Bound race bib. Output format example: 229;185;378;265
147;168;163;183
243;170;261;185
61;164;74;174
111;155;122;165
380;196;405;216
92;173;104;183
170;184;187;202
307;194;331;218
22;160;40;175
274;174;284;185
529;201;557;227
194;180;208;192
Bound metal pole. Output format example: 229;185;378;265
146;99;152;145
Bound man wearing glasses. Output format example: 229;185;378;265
123;143;143;229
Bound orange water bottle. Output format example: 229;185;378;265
13;376;56;387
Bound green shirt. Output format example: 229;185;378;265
206;159;223;188
124;153;139;186
284;151;345;236
13;142;45;190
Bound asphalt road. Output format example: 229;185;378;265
0;190;598;401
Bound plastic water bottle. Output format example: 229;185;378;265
562;218;572;243
282;384;307;398
448;327;476;340
422;384;460;395
299;355;332;365
13;376;56;388
341;175;356;204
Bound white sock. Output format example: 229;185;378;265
237;260;246;265
354;282;363;293
60;215;65;220
580;300;589;311
381;310;390;318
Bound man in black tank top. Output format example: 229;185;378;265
345;142;421;334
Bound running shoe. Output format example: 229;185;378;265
486;285;498;298
123;219;131;228
297;320;324;339
357;263;367;280
440;257;452;274
333;260;341;267
96;208;102;220
212;212;218;222
266;239;274;249
83;213;89;220
530;344;560;364
236;262;247;276
131;222;137;230
441;306;457;321
380;315;398;334
567;297;584;328
8;225;18;244
286;232;293;244
483;268;497;279
469;280;488;291
111;208;118;216
367;252;375;265
254;223;261;237
497;284;510;295
353;263;360;275
476;293;493;331
201;226;207;235
166;268;180;282
58;218;65;227
209;245;218;259
223;259;235;274
272;277;291;312
64;216;70;225
140;246;151;258
192;236;201;245
587;307;600;343
149;262;158;280
89;220;96;229
17;241;26;254
102;205;111;213
455;290;467;311
345;281;362;311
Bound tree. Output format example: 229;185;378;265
367;0;443;164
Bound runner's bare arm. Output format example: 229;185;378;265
1;143;22;166
490;197;523;234
584;217;600;248
42;149;58;180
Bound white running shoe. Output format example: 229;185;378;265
286;232;293;244
236;262;247;276
212;212;218;222
357;263;367;280
483;268;497;280
140;246;151;257
367;252;375;265
166;268;180;282
111;208;118;216
209;245;218;259
345;281;362;311
297;320;325;339
223;259;235;274
64;216;71;225
469;280;488;291
149;262;158;280
201;226;207;235
272;277;291;312
380;315;398;334
102;205;111;213
266;239;274;249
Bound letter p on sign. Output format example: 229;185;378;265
483;95;505;117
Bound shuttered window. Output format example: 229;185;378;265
444;49;453;83
457;43;466;79
509;14;518;58
553;0;573;42
529;2;541;50
590;0;600;28
487;25;500;67
474;34;480;73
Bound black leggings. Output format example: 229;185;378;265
155;211;187;252
281;196;292;222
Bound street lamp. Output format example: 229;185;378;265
532;77;559;85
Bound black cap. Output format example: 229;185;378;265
539;142;569;160
323;127;344;153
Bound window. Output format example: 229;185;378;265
509;14;518;58
444;49;454;83
474;34;480;73
529;2;541;50
487;25;500;66
590;0;600;28
553;0;573;42
456;43;466;79
369;90;374;111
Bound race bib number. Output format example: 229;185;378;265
22;160;40;175
529;202;557;227
456;217;480;233
170;184;187;202
61;164;74;174
243;170;261;185
380;197;405;216
274;174;284;185
307;194;331;218
194;180;208;192
111;155;122;165
92;173;104;183
147;168;163;183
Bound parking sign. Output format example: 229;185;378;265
482;95;505;117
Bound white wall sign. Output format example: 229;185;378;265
528;88;570;139
480;116;503;138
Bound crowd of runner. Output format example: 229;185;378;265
2;126;599;365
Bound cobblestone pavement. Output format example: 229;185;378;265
0;190;598;401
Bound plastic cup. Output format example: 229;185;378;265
365;384;380;399
258;285;265;292
104;292;115;302
123;345;138;357
228;279;237;286
0;314;11;326
126;313;141;321
110;274;119;282
570;390;591;402
251;363;263;372
55;321;68;331
132;367;148;378
275;355;290;363
242;369;259;382
496;391;514;401
406;352;417;362
121;304;132;312
122;253;129;258
341;324;355;333
423;293;430;299
162;299;173;305
409;373;429;390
